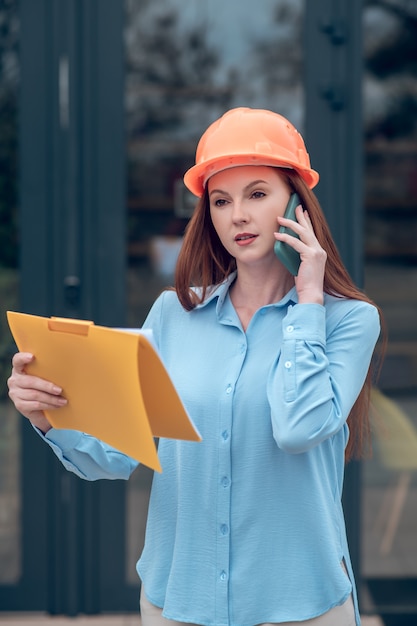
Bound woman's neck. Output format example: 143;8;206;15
230;266;294;330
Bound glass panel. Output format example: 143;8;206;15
124;0;305;584
0;0;20;584
362;2;417;618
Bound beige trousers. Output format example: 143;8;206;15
140;587;356;626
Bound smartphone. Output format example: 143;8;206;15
274;192;301;276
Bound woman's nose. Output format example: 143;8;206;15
231;201;249;223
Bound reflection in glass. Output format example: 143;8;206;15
125;0;305;323
362;1;417;617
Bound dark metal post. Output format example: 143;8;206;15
19;0;125;614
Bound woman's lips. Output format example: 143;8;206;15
235;233;258;246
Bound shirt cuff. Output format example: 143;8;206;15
32;424;84;452
283;303;326;344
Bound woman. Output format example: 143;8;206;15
8;108;382;626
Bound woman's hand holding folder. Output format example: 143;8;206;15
7;351;67;433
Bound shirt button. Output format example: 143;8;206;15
220;524;229;535
221;430;229;441
284;361;292;369
221;476;230;488
286;325;294;333
220;570;228;581
226;385;232;394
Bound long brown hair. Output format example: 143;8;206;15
174;167;385;460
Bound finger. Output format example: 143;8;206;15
10;353;63;396
17;387;67;408
8;386;67;412
11;352;34;373
277;216;316;245
277;208;305;232
300;209;314;231
274;233;306;258
8;371;63;396
292;207;314;232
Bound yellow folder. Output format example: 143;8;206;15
7;311;201;472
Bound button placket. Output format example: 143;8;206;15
216;387;232;622
214;338;246;624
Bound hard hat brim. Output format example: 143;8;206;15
184;153;320;197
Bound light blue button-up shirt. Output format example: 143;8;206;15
43;274;380;626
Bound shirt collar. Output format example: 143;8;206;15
195;272;237;311
195;271;299;314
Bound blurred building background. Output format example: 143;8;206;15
0;0;416;624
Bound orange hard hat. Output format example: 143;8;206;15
183;107;319;197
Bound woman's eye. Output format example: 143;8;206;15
251;191;266;199
214;198;227;207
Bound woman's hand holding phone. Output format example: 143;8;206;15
274;193;327;305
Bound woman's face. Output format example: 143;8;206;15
208;165;291;267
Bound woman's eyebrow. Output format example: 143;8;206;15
243;179;268;192
209;188;228;198
209;179;268;198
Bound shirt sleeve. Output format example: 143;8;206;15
33;426;138;480
267;300;381;454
